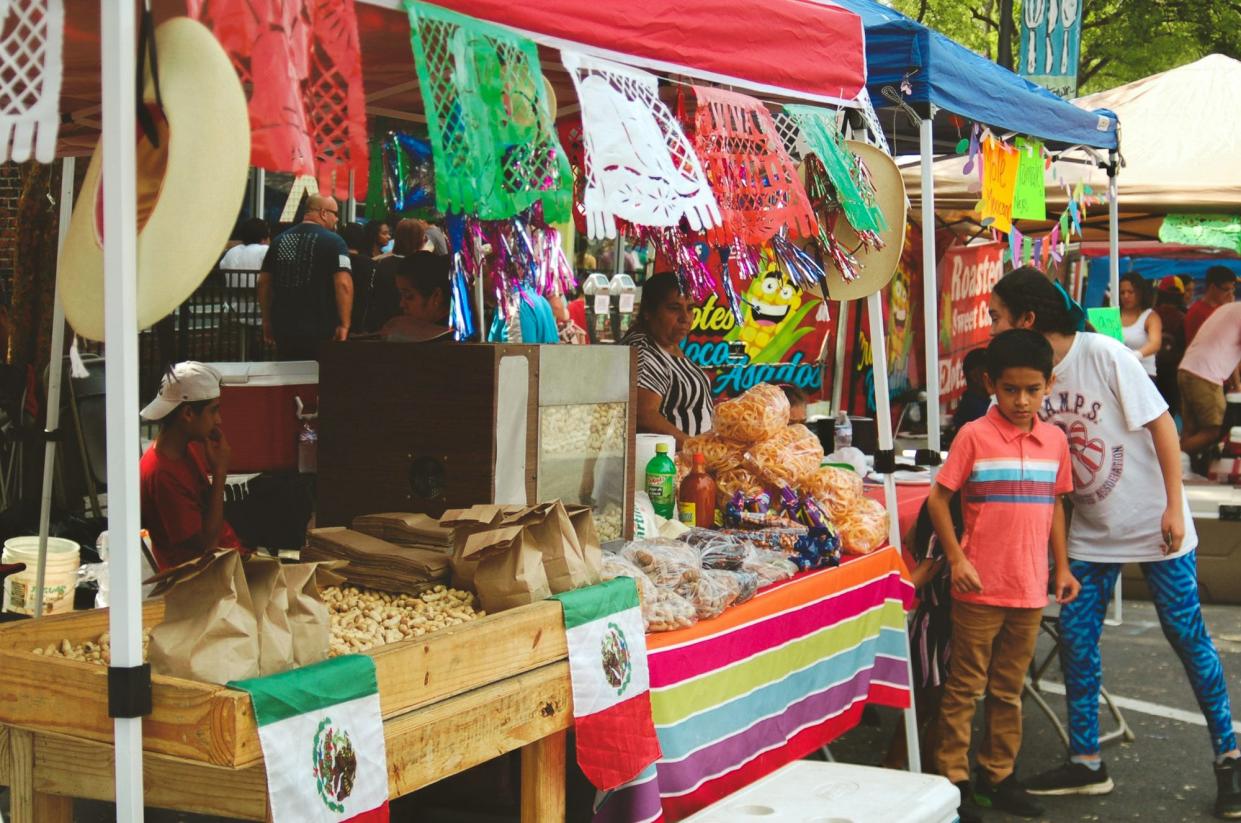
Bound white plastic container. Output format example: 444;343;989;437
2;536;81;615
681;761;960;823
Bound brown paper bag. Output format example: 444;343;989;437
463;526;551;613
148;551;259;684
502;502;597;593
242;555;295;676
283;561;347;667
563;504;604;585
441;505;521;590
305;527;449;591
352;512;452;549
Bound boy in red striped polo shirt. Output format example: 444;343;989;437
929;329;1080;822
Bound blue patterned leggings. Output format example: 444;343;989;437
1059;552;1237;757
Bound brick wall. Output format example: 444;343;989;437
0;162;22;303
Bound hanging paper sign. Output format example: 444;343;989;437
404;1;572;222
562;51;719;241
683;245;827;397
1017;0;1083;97
1086;307;1124;342
1011;138;1047;221
937;242;1005;405
781;105;886;234
690;86;817;247
979;137;1019;234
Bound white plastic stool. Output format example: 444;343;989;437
680;760;960;823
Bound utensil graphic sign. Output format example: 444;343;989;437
1018;0;1082;97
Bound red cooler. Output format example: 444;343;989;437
209;361;319;473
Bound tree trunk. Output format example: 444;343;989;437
997;0;1015;70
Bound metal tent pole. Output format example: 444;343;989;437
919;118;941;465
102;0;147;817
831;300;848;415
32;156;76;619
866;291;918;772
254;168;266;220
1107;151;1120;306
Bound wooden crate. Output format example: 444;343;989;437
0;599;568;768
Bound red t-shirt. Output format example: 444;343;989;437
1184;299;1221;347
139;443;241;570
935;406;1073;609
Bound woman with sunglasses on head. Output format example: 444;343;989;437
986;267;1240;820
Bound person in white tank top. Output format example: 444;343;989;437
1118;273;1161;377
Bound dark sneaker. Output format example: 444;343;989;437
1217;756;1241;819
954;781;982;823
974;773;1045;818
1025;760;1115;796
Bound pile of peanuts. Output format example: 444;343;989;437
325;584;482;656
33;628;152;666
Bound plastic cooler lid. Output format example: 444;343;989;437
680;760;960;823
208;361;319;386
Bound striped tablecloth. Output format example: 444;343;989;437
593;547;915;823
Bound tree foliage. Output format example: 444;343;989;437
889;0;1241;93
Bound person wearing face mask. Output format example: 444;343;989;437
621;272;714;444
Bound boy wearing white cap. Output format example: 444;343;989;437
139;362;244;570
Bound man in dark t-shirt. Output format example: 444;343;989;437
258;194;353;360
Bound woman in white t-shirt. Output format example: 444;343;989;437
1118;272;1161;378
985;268;1240;817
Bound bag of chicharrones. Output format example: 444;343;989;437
677;432;747;482
802;465;864;520
712;383;790;445
838;497;890;555
749;424;825;488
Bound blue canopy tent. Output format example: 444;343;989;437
827;0;1121;458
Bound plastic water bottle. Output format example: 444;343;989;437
645;443;678;520
834;411;853;449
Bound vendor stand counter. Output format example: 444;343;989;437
596;547;915;822
0;598;572;822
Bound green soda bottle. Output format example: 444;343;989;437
645;443;678;519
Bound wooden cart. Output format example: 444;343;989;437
0;599;571;821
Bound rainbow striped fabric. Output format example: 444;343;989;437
592;548;915;823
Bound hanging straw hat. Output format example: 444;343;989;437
59;17;250;341
819;141;908;301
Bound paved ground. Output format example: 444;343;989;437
27;599;1241;822
830;598;1241;823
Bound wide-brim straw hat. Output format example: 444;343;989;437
60;17;250;341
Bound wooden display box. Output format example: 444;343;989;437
0;598;568;769
317;342;636;540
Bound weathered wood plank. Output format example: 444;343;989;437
521;729;567;823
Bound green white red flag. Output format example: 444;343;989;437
553;577;661;790
231;655;389;822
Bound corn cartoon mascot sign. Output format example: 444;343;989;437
683;245;828;397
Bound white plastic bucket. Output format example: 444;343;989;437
3;537;80;616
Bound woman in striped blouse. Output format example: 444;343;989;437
623;273;714;444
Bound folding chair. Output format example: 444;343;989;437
1024;613;1135;752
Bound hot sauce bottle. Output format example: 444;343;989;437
678;452;718;529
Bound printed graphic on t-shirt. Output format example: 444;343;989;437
1041;390;1124;505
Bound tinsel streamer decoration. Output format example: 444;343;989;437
449;252;476;341
716;245;745;326
562;50;720;241
730;240;760;282
382;131;435;212
804;155;861;283
781;104;886;235
0;0;63;163
403;0;572;222
770;235;829;291
690;85;817;247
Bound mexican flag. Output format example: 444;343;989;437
553;577;661;791
231;655;389;822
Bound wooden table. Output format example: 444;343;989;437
0;599;573;821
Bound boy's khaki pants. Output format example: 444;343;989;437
934;599;1043;785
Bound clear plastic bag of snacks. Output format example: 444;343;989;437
803;465;864;520
713;383;790;445
838;497;889;555
679;528;749;570
600;551;659;607
620;538;702;589
750;424;825;488
739;546;799;586
646;588;698;632
715;467;768;509
678;432;747;477
676;568;741;620
722;568;760;605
